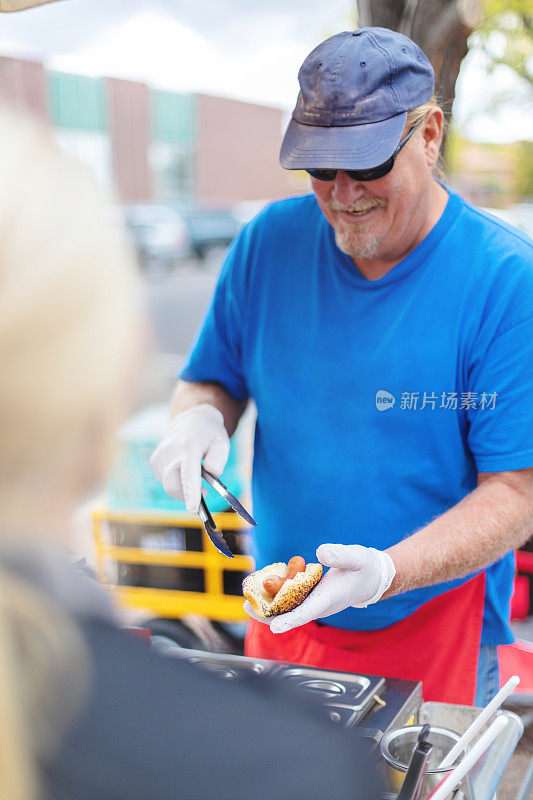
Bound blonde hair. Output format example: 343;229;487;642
405;95;440;130
406;95;446;180
0;105;141;513
0;571;90;800
0;104;142;798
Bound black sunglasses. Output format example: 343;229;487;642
306;120;422;183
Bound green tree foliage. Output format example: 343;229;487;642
473;0;532;87
446;133;533;201
513;140;533;198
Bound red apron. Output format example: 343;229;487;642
245;573;486;705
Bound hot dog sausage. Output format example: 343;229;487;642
263;575;285;598
263;557;307;598
286;556;306;579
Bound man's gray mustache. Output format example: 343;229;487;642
329;197;387;213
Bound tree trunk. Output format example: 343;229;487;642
357;0;478;143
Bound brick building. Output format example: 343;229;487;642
0;54;297;205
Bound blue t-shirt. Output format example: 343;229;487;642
181;187;533;645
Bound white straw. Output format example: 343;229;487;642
438;675;520;769
427;716;508;800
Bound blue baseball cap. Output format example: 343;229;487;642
280;28;434;171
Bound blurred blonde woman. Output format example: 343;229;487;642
0;101;141;800
0;105;378;800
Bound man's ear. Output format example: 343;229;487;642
423;108;444;167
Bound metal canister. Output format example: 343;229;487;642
380;725;472;800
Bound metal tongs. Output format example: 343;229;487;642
198;466;257;558
381;726;433;800
397;725;433;800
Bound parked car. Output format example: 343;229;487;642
169;202;242;263
123;203;192;274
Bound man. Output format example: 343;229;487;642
152;28;533;706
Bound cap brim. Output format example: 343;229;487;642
280;111;407;170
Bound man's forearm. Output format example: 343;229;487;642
383;470;533;598
170;380;247;437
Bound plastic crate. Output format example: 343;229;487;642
106;403;243;513
92;506;254;621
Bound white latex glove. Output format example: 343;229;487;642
244;544;396;634
150;404;230;514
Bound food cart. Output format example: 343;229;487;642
143;644;524;800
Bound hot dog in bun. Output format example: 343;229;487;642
242;556;322;618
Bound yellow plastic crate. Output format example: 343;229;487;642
92;506;254;621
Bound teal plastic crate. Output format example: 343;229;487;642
107;404;244;513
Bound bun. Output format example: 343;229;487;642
243;561;322;618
